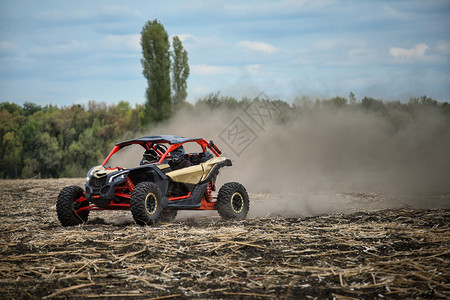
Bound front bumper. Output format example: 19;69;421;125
85;170;128;207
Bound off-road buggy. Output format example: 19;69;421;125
56;135;249;226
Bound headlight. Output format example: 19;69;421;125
108;171;129;183
86;171;93;183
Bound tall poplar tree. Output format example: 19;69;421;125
171;36;190;106
140;20;171;124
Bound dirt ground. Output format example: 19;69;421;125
0;178;449;299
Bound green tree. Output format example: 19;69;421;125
361;96;385;112
171;36;189;106
322;96;347;108
22;157;39;178
0;109;24;177
19;116;41;174
34;132;63;177
0;102;23;115
64;126;104;177
442;102;450;115
409;95;439;107
23;101;42;116
195;92;242;110
140;19;172;125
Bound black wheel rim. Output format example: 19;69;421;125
231;192;244;214
145;192;157;215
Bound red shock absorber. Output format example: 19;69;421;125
205;180;214;202
125;177;135;192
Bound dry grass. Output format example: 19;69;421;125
0;179;449;299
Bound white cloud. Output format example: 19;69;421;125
236;40;281;54
389;44;428;60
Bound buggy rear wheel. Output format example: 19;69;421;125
56;186;89;226
130;182;164;225
217;182;249;220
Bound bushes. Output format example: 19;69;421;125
0;101;142;178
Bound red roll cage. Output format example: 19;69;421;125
102;137;222;167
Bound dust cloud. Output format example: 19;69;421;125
143;103;450;216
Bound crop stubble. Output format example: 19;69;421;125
0;179;449;299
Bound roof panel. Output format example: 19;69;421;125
116;135;202;146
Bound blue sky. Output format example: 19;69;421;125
0;0;449;106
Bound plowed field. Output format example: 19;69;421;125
0;179;449;299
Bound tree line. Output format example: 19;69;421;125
0;94;448;179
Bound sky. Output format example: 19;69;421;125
0;0;449;107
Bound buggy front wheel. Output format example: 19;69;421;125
56;186;89;226
217;182;249;220
130;182;164;225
